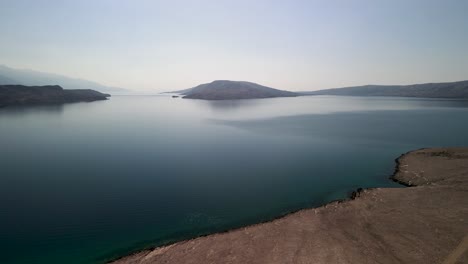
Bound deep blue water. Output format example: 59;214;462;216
1;95;468;264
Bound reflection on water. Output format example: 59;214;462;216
0;104;65;116
411;98;468;108
213;109;468;146
202;99;260;111
1;95;468;264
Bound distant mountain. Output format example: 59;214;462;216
0;85;110;107
0;74;18;84
301;80;468;99
177;80;298;100
0;65;127;94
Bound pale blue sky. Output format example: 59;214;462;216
1;0;467;91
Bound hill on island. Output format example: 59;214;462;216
177;80;298;100
0;85;110;107
0;65;127;94
301;80;468;99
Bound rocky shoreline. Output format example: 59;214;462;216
110;148;468;264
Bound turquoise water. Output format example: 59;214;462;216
1;95;468;264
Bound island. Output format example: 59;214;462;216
175;80;298;100
0;85;110;107
111;148;468;264
171;80;468;100
301;80;468;98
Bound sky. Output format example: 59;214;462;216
0;0;467;92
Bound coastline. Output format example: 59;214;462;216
110;148;468;264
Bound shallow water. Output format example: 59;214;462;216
1;95;468;264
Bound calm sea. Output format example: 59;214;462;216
1;95;468;263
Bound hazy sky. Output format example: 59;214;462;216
1;0;467;91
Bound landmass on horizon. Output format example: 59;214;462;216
174;80;298;100
2;64;468;100
0;65;127;94
172;79;468;100
301;80;468;98
0;85;109;107
2;77;468;106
